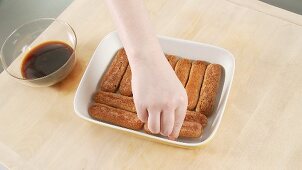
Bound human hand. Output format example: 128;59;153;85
105;0;188;140
130;50;188;140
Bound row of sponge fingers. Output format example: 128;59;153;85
100;48;222;116
89;91;207;138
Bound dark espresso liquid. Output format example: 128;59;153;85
21;41;73;79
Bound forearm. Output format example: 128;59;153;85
104;0;187;139
104;0;163;65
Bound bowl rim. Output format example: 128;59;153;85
0;18;77;81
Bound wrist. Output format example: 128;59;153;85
126;45;165;67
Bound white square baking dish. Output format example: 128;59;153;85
74;31;235;148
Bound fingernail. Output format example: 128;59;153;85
160;131;168;136
150;128;160;134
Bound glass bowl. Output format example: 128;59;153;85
0;18;77;87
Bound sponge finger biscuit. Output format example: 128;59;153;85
119;65;133;96
166;54;179;69
196;64;222;116
89;103;143;130
93;91;136;113
144;121;203;138
100;49;129;92
175;59;192;86
186;61;207;110
185;111;207;128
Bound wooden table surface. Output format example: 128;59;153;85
1;0;302;169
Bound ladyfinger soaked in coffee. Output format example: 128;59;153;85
165;54;179;69
185;111;208;128
175;59;192;86
196;64;222;116
179;121;203;138
185;61;207;110
89;103;143;130
93;91;135;113
118;55;179;96
119;65;132;96
94;92;207;127
100;49;129;92
144;121;203;138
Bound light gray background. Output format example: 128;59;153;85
261;0;302;15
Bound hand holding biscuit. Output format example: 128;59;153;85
130;50;188;139
105;0;188;139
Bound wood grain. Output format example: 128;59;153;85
0;0;302;169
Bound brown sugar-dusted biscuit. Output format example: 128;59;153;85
165;55;179;69
89;50;222;139
185;111;208;128
179;121;203;138
89;103;143;130
100;49;129;92
93;91;135;113
119;55;179;97
93;93;206;127
199;114;208;128
119;65;133;96
144;121;203;138
175;59;192;86
185;61;207;110
196;64;222;116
